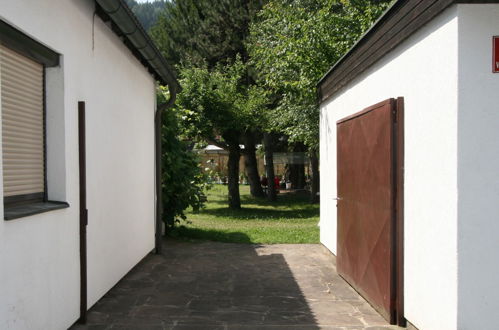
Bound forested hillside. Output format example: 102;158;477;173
125;0;166;31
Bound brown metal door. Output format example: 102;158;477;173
336;98;403;324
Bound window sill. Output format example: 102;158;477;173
4;201;70;221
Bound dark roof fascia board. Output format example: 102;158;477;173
318;0;499;103
94;0;180;91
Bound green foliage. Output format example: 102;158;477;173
157;87;210;229
150;0;269;138
248;0;391;149
150;0;264;67
151;0;269;208
176;58;268;144
125;0;167;31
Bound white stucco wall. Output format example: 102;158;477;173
320;7;459;330
0;1;156;329
456;4;499;329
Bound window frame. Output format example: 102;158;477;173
1;19;68;220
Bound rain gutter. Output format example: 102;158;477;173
94;0;180;91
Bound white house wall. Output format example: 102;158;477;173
0;1;156;329
84;7;156;308
456;4;499;329
320;7;459;330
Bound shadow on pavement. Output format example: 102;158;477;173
71;237;320;329
169;227;254;244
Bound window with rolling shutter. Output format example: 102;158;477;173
0;20;67;220
1;44;45;205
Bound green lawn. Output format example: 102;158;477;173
169;185;320;244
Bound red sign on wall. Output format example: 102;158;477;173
494;36;499;73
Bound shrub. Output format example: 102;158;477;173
159;89;209;230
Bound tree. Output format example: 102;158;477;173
151;0;264;67
157;87;209;230
151;0;268;201
125;0;167;31
263;132;277;201
248;0;391;202
176;59;267;209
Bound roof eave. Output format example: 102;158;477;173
94;0;181;92
317;0;499;102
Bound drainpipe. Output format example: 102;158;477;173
155;84;177;254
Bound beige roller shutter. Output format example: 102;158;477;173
1;44;45;198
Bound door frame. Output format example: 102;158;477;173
336;97;405;326
394;97;405;327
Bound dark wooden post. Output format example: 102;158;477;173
78;101;88;324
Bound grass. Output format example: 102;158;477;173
169;185;320;244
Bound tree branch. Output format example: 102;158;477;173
206;137;229;150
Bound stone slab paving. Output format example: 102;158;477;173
71;240;400;330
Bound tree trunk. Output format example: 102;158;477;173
298;164;305;188
310;151;320;204
263;133;276;201
288;143;306;189
227;144;241;209
244;133;264;198
289;164;305;189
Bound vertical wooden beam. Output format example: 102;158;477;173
78;101;88;323
395;97;405;327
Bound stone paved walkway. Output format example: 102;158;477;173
71;240;400;330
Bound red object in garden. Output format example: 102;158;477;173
274;176;280;190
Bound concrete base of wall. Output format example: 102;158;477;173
321;243;336;257
406;320;419;330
